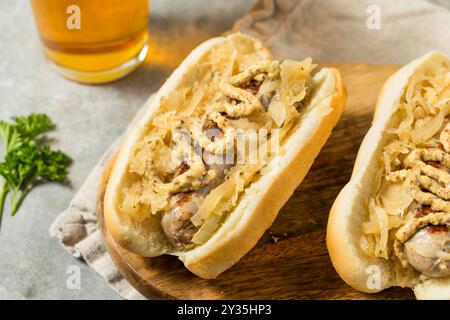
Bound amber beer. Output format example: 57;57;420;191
30;0;149;83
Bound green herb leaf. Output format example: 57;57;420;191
0;121;22;154
37;146;72;182
0;114;71;224
12;114;55;140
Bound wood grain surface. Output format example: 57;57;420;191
97;63;415;300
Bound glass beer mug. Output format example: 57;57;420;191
30;0;149;84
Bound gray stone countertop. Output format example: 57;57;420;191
0;0;448;300
0;0;255;300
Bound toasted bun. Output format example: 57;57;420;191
104;33;346;279
326;52;450;299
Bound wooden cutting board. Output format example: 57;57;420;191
97;63;416;300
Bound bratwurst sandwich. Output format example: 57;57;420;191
327;52;450;299
104;33;346;279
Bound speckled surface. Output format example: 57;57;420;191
0;0;254;300
0;0;449;300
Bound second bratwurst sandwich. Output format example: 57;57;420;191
327;52;450;299
104;33;346;279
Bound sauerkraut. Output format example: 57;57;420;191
362;61;450;272
119;36;316;249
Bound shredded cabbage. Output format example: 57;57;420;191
191;163;263;228
362;61;450;260
120;38;315;247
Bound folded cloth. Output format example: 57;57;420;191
232;0;450;63
50;0;450;300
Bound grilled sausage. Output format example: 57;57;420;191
404;225;450;277
161;192;203;250
161;149;233;250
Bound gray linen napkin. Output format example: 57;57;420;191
50;0;450;299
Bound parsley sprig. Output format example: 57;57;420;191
0;114;71;226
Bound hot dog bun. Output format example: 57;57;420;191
104;33;346;279
327;51;450;299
